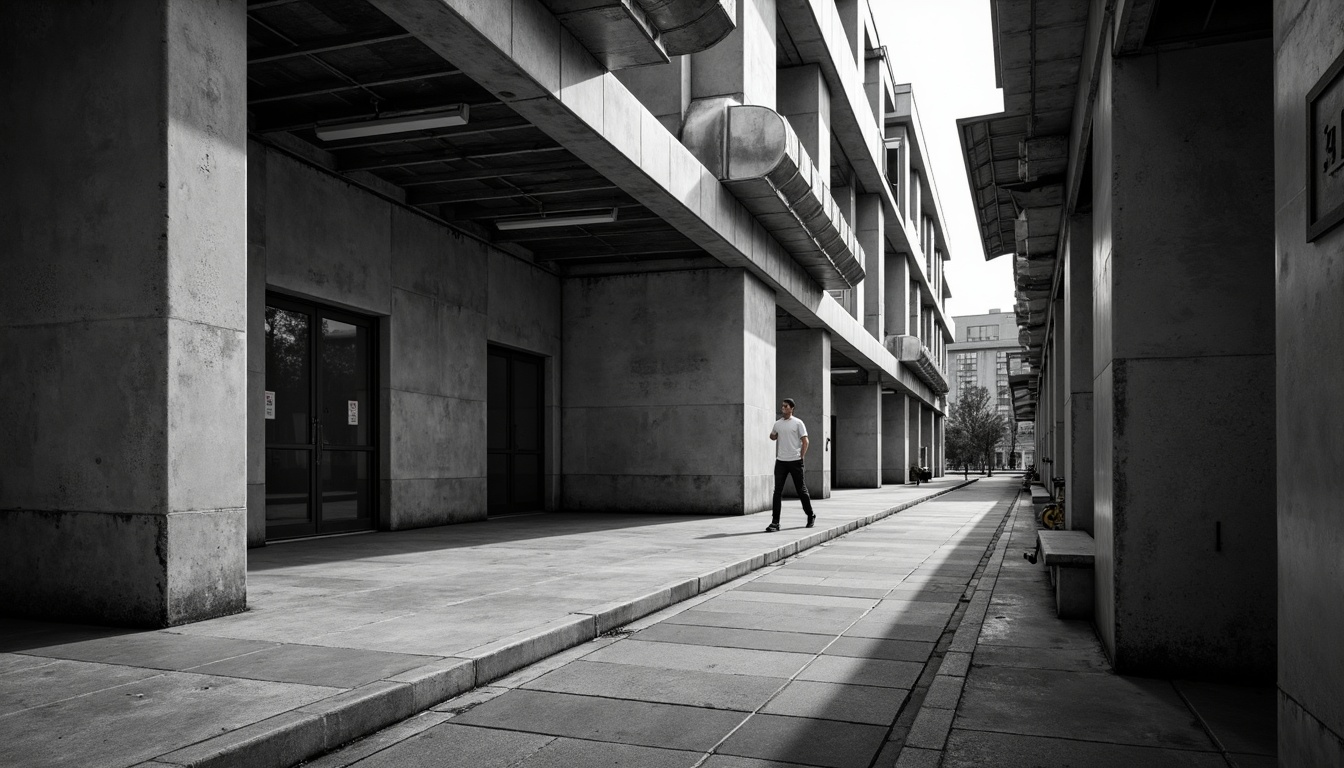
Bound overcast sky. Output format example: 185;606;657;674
871;0;1015;325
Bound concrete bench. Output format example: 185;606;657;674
1035;530;1095;620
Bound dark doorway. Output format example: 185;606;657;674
487;346;545;516
830;415;837;482
264;294;377;540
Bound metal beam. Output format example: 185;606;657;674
248;67;461;105
408;179;619;205
338;144;569;173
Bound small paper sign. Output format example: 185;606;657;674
264;391;275;420
347;400;359;425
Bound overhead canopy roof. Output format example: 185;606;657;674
247;0;709;270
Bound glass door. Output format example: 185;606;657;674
264;295;376;539
487;346;544;516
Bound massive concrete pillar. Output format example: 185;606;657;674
1051;302;1065;482
880;392;910;483
858;195;884;339
562;269;775;514
920;403;934;473
833;384;881;488
1275;1;1344;760
933;414;944;477
689;0;776;109
884;252;910;338
777;329;831;499
1063;214;1094;532
909;399;924;470
777;64;831;174
0;0;248;626
1092;37;1275;679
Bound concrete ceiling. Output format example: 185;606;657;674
247;0;706;270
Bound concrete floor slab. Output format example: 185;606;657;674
523;660;784;711
338;722;554;767
0;670;336;768
451;689;745;751
586;638;812;678
187;643;437;688
955;656;1216;751
736;581;891;599
22;630;278;672
712;589;881;609
797;655;923;689
633;624;834;654
976;612;1098;649
869;599;957;626
513;737;701;768
971;644;1109;673
842;615;945;642
716;712;888;768
941;729;1227;767
700;756;828;768
667;608;855;636
0;658;164;716
760;679;908;725
1173;680;1276;756
822;637;935;663
0;652;58;676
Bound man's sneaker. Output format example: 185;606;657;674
805;514;816;528
764;523;780;533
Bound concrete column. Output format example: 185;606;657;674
777;329;831;499
890;127;910;218
880;392;910;483
1092;37;1275;679
1275;1;1344;761
833;384;881;487
908;280;919;344
933;414;944;477
1051;310;1065;483
776;64;831;175
562;269;776;514
689;0;776;109
1064;214;1094;532
909;399;923;470
920;403;934;473
858;194;884;339
884;252;910;337
0;0;248;627
909;171;922;237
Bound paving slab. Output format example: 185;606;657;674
451;689;745;751
716;713;888;768
760;679;909;725
796;654;923;689
632;623;835;654
586;637;813;678
522;659;784;711
942;729;1227;767
821;637;935;663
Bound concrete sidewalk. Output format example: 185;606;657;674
287;477;1276;768
283;475;1018;768
0;477;971;768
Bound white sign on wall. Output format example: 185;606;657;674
348;400;359;426
264;391;275;420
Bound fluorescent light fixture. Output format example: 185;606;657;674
831;367;861;375
315;104;470;142
495;208;618;231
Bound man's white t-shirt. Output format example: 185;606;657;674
773;417;808;461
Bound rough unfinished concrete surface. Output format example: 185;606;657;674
0;480;970;768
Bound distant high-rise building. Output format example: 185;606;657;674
946;309;1033;469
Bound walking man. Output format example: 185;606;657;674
766;398;815;532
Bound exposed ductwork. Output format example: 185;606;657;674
542;0;736;70
885;335;949;395
682;97;865;290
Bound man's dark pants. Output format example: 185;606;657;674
771;459;814;525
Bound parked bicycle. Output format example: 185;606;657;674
1040;476;1066;530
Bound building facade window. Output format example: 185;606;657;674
967;324;999;341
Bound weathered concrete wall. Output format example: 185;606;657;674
691;0;777;108
0;0;247;626
880;393;910;483
777;329;832;498
562;269;775;513
908;399;923;469
1275;0;1344;761
833;384;881;488
1092;37;1276;679
1063;215;1094;532
247;146;560;537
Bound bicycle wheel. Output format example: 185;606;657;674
1042;504;1065;530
